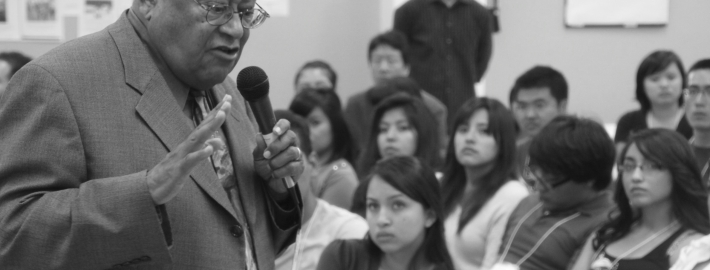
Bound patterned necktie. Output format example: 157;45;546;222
189;90;258;270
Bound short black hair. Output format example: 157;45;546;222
635;50;686;112
689;59;710;74
0;51;32;78
528;115;615;190
274;110;311;156
293;60;337;89
367;30;409;65
366;76;422;105
509;65;568;105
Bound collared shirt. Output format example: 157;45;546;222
394;0;492;125
499;192;614;270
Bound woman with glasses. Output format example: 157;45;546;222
615;50;692;157
440;98;528;270
571;129;710;270
317;156;454;270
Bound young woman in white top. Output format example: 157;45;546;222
440;98;529;270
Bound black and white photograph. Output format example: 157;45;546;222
26;0;55;21
85;0;111;20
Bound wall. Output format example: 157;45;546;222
4;0;710;123
483;0;710;124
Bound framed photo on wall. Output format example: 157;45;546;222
0;0;22;40
19;0;63;40
565;0;669;28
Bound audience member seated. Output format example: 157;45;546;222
615;50;692;156
294;60;337;93
509;65;568;176
0;51;32;96
351;93;440;216
344;30;448;154
317;156;454;270
289;89;358;210
273;110;368;270
683;59;710;187
494;115;615;270
441;98;529;270
571;129;710;270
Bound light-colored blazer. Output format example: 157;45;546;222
0;12;299;269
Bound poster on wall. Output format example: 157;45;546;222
78;0;130;37
19;0;63;39
565;0;669;28
0;0;22;40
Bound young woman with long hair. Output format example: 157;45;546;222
440;97;529;270
289;89;358;209
317;156;454;270
572;129;710;270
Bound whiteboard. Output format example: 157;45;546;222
565;0;669;28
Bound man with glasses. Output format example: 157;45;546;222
495;116;614;270
509;66;568;176
684;59;710;187
0;0;303;269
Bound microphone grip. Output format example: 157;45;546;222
249;97;297;189
248;96;276;135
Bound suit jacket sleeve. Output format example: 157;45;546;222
0;65;172;269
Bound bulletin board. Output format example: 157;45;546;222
564;0;669;28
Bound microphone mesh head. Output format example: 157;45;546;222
237;66;269;101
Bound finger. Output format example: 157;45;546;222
268;146;301;170
272;119;291;137
263;130;297;159
199;97;231;128
270;160;305;181
182;144;215;169
176;110;227;157
204;137;225;152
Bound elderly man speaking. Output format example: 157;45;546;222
0;0;303;269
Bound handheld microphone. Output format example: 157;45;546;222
236;66;297;189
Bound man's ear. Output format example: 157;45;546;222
424;209;436;228
403;65;411;77
135;0;158;21
558;99;568;114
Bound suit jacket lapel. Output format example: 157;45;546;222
108;13;237;220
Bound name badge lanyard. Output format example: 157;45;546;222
497;203;581;267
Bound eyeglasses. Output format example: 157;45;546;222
522;157;571;191
684;86;710;99
193;0;271;28
617;161;665;175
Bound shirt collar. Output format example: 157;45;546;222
540;191;613;217
127;9;190;111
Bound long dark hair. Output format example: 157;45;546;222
364;156;454;270
356;93;440;177
289;88;356;164
593;129;710;249
441;98;518;233
635;50;686;112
